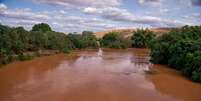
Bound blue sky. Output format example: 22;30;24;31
0;0;201;33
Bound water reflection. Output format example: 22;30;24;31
0;49;200;101
97;48;103;56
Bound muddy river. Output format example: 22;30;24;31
0;49;200;101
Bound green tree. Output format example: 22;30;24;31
67;31;98;49
81;31;98;48
31;23;52;32
0;23;78;65
150;25;201;82
100;32;130;49
131;29;155;48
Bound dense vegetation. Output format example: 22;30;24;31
68;31;98;49
150;26;201;82
0;23;97;65
100;32;131;49
1;22;200;82
100;29;155;49
131;29;156;48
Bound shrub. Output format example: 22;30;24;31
100;32;130;49
17;54;34;61
150;25;201;82
131;29;156;48
67;31;98;49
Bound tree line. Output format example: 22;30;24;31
0;23;155;65
0;23;98;65
100;29;155;49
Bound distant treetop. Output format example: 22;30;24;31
31;23;52;32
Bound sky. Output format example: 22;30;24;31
0;0;201;33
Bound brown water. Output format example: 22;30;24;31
0;49;200;101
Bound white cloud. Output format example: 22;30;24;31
0;7;50;20
0;3;7;12
83;7;101;13
0;4;119;32
83;7;186;27
138;0;161;6
1;1;198;33
160;8;170;13
83;7;134;22
30;0;121;8
182;13;201;22
59;10;66;14
192;13;201;18
0;3;187;33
